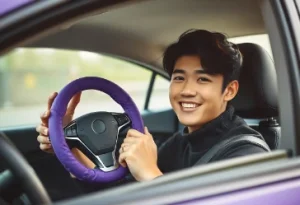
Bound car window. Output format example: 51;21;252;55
230;34;273;58
148;75;171;111
0;48;152;127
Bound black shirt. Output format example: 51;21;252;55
158;106;268;173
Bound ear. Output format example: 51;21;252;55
223;80;239;102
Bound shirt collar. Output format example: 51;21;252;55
182;105;235;151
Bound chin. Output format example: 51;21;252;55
179;118;203;128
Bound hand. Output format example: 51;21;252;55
119;127;163;181
36;92;81;153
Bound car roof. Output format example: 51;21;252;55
25;0;265;70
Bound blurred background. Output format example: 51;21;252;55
0;34;272;127
0;48;171;127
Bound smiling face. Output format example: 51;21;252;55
169;55;239;133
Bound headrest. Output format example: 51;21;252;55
231;43;278;118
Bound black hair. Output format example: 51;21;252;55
163;29;243;91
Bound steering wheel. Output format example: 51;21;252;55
0;132;51;205
48;77;144;183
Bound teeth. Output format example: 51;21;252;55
181;103;198;108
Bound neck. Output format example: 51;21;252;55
186;105;228;134
187;125;201;133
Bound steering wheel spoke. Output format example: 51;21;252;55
64;121;78;139
93;152;119;172
64;126;119;172
112;113;131;129
75;141;119;172
64;121;79;149
63;112;130;172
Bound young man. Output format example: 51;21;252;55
36;29;268;183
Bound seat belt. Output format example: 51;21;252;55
194;135;271;166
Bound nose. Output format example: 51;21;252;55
180;80;197;97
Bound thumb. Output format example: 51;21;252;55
66;92;82;115
120;161;127;168
144;126;151;136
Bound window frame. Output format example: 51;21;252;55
111;55;171;111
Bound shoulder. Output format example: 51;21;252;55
219;116;270;159
213;114;271;161
226;115;262;137
221;143;268;160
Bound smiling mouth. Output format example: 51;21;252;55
180;102;201;111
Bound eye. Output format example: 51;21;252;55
198;77;210;82
173;76;184;81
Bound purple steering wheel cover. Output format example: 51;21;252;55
48;77;144;183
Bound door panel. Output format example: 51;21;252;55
1;126;39;154
142;109;178;147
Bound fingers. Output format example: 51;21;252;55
126;127;152;138
119;159;127;167
120;162;127;167
63;92;81;126
39;143;52;150
144;126;151;135
120;127;151;153
66;92;82;116
36;124;48;136
126;129;145;138
120;135;138;153
118;142;133;167
36;120;53;153
38;135;53;153
37;135;51;144
119;127;152;168
40;110;50;126
39;143;53;153
47;92;58;110
40;92;57;126
119;143;131;152
123;137;136;144
118;152;128;167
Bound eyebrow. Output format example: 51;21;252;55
172;68;208;74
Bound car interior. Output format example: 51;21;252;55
1;0;300;204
